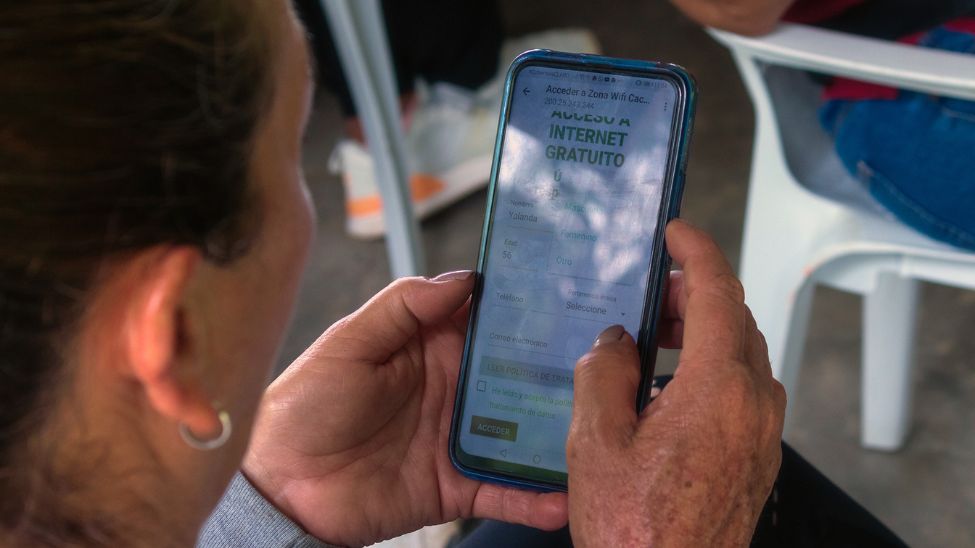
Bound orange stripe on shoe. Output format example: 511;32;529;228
347;195;382;216
410;173;445;201
346;173;445;217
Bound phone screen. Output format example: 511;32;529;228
455;61;680;485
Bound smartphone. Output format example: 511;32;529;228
448;50;696;492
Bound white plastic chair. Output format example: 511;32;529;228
709;23;975;451
321;0;425;277
314;9;453;547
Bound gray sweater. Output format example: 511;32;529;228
197;473;339;548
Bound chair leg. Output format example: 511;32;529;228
322;0;425;277
861;273;919;451
741;252;816;424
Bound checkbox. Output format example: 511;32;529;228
476;380;487;392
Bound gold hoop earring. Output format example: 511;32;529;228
179;409;232;451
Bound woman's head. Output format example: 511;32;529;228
0;0;313;542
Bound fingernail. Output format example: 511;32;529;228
431;269;474;282
594;325;625;346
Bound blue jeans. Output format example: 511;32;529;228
820;25;975;251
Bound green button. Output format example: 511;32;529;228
469;415;519;442
479;356;574;389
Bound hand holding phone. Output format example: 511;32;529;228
450;50;696;490
242;275;567;547
567;221;786;547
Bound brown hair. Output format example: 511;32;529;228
0;0;274;543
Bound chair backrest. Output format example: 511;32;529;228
762;64;890;216
712;22;975;260
712;23;975;219
709;24;975;101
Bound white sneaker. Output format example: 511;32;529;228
476;27;602;106
331;28;601;239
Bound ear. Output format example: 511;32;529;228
120;246;222;439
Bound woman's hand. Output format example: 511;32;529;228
242;271;567;547
566;220;786;547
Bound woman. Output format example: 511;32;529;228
3;1;877;547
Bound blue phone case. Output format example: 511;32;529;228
448;50;697;492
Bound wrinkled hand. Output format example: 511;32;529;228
567;220;786;547
242;272;567;547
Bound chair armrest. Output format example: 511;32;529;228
708;23;975;101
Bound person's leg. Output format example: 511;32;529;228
751;444;907;547
292;0;422;142
291;0;358;118
292;0;501;117
402;0;503;92
819;25;975;251
318;0;601;238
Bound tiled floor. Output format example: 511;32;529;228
280;1;975;546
